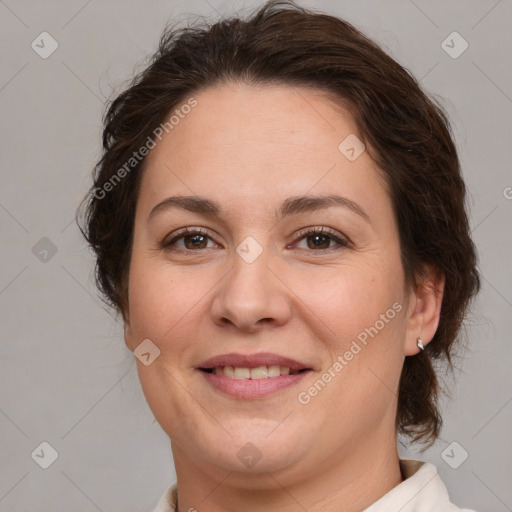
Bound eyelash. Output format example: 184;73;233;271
161;226;350;253
293;226;350;251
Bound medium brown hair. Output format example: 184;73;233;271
78;0;480;447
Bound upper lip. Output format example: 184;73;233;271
197;352;311;371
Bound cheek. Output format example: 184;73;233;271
292;259;407;407
287;260;404;343
126;253;205;347
301;267;406;420
127;256;212;430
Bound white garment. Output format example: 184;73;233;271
152;458;476;512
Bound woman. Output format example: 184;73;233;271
78;1;480;510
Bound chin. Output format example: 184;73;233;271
185;420;314;477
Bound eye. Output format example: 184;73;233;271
161;227;219;251
161;226;350;253
291;226;350;252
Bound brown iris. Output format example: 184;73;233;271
307;234;331;250
183;234;209;250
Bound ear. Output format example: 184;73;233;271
403;264;445;356
123;309;136;353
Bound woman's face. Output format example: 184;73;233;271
125;83;422;482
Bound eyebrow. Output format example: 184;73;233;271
148;194;371;224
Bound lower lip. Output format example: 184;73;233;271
199;370;310;399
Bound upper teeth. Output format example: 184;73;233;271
213;365;295;379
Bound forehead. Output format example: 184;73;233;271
139;83;389;217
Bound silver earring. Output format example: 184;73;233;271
417;337;424;351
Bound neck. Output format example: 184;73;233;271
171;433;403;512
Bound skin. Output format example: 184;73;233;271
124;83;444;512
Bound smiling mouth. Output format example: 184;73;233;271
200;365;310;379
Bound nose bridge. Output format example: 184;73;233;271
211;241;291;331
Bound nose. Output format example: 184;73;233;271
210;252;292;334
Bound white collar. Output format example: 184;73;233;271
363;459;475;511
152;459;476;512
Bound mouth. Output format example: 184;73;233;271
197;352;313;399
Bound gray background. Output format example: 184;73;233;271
0;1;511;511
